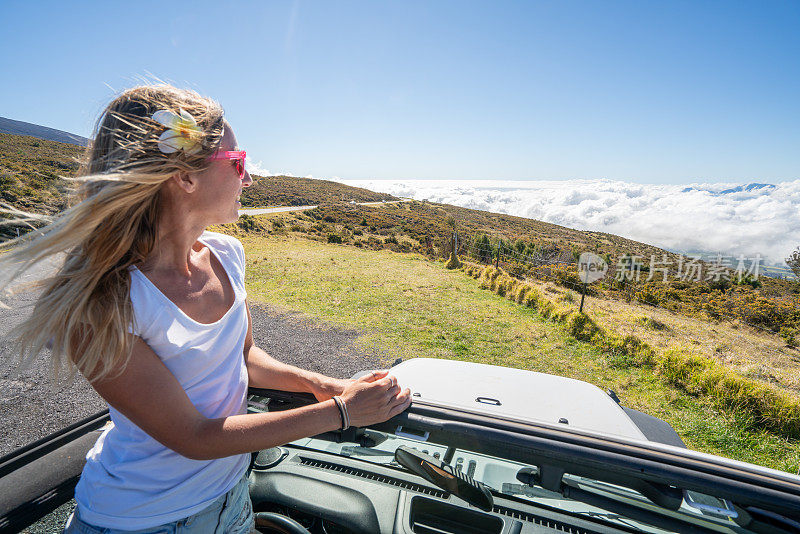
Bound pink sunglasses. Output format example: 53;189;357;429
206;150;247;180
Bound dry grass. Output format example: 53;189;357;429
559;287;800;394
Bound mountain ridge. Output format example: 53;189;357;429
0;116;88;147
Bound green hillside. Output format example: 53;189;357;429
0;132;80;214
240;174;397;206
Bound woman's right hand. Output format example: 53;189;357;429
339;370;412;427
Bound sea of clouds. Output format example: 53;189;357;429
329;178;799;267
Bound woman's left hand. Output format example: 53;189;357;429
311;377;354;401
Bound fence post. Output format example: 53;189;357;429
579;282;586;313
495;245;500;269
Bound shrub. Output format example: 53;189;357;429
474;234;493;263
637;316;669;331
478;266;500;290
504;279;521;300
466;264;484;279
552;266;582;290
495;276;509;296
635;288;662;306
445;252;461;270
523;288;540;308
513;284;530;304
327;233;342;244
538;300;554;319
460;262;483;278
780;327;798;348
566;312;601;342
708;279;731;292
495;274;514;295
236;214;265;233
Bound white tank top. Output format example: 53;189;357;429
74;231;250;530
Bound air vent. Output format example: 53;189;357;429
493;505;601;534
298;457;448;498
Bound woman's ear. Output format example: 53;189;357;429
170;171;199;194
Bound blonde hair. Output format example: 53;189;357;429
1;84;225;382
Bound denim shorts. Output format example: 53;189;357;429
63;473;254;534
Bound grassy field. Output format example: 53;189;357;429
236;231;800;473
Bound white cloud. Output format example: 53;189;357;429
332;178;800;265
245;159;273;176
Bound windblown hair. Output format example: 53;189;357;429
1;85;225;382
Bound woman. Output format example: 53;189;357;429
1;85;411;533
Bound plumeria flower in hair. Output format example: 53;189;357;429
152;108;203;154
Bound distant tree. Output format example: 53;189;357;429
787;247;800;278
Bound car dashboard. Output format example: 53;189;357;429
250;444;649;534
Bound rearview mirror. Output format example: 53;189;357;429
395;446;493;512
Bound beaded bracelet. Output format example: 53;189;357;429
332;396;350;430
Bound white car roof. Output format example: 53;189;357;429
390;358;647;441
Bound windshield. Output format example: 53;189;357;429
248;395;757;534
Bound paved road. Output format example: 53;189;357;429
239;198;412;216
240;205;317;215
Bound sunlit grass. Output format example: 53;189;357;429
241;234;800;472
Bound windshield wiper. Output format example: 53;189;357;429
517;465;683;511
516;466;800;534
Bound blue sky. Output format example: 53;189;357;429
1;1;798;184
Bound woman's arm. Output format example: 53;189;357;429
89;335;410;461
243;301;352;400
